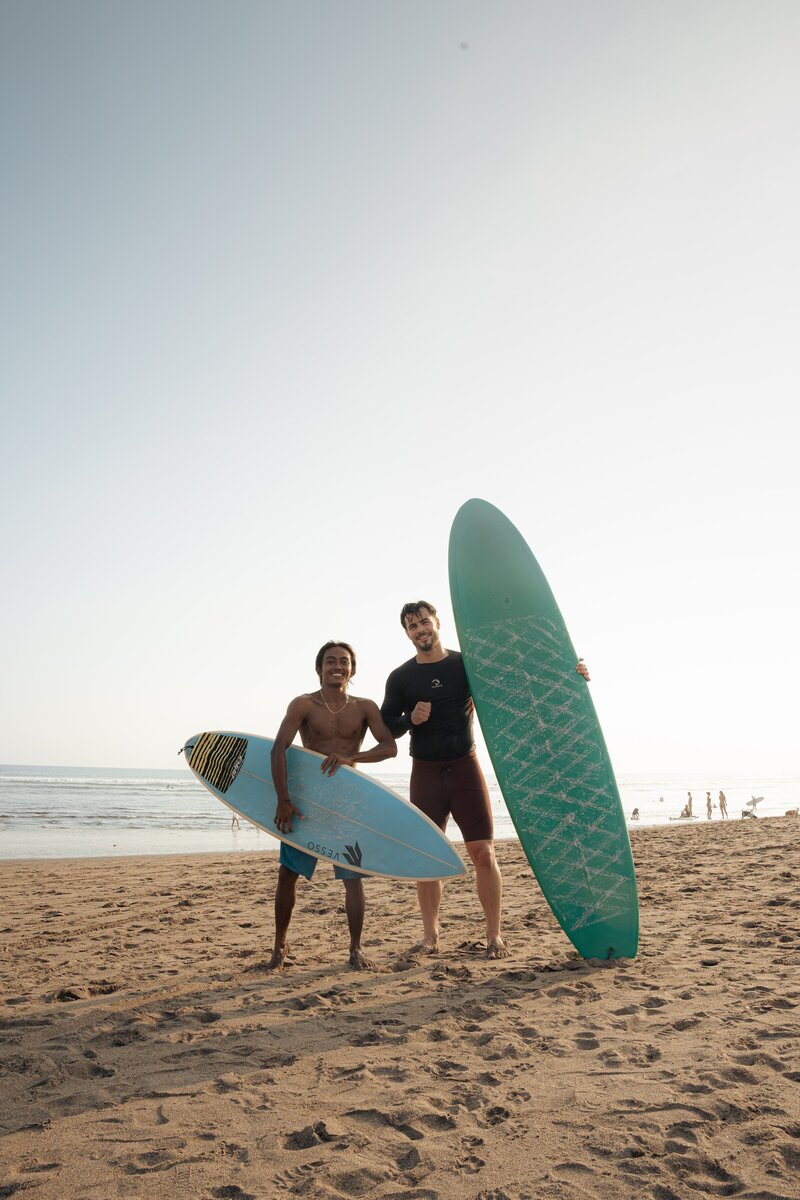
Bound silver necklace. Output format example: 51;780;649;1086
319;689;349;715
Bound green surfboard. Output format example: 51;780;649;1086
449;499;639;959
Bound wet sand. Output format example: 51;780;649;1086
1;816;799;1199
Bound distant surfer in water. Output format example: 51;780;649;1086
268;641;397;971
382;600;589;961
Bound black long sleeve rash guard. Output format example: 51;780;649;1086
380;650;475;761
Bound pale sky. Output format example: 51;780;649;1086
1;1;798;775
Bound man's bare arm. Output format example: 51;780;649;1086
353;701;397;765
270;697;309;833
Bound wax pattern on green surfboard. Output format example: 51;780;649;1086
449;498;639;959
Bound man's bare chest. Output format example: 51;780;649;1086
302;703;366;745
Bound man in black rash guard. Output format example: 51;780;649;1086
381;600;508;959
382;600;590;960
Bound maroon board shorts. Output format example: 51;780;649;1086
410;751;493;843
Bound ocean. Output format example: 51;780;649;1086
1;764;797;862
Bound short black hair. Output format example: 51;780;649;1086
315;640;357;678
399;601;438;629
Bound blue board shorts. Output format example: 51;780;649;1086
280;841;363;882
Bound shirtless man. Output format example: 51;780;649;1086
268;640;396;971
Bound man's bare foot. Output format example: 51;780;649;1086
403;938;439;958
266;945;289;971
486;937;509;960
348;949;374;970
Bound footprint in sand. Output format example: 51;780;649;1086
50;979;119;1002
372;1065;408;1082
426;1028;450;1042
642;995;669;1010
663;1120;700;1148
284;1125;324;1150
273;1163;319;1191
396;1146;421;1170
672;1016;702;1031
776;1142;800;1169
332;1062;368;1080
417;1112;458;1132
457;1152;486;1173
17;1160;61;1176
330;1163;395;1194
210;1074;244;1095
678;1080;714;1096
625;1043;662;1066
483;1105;511;1126
450;1084;483;1112
345;1107;424;1141
215;1141;250;1163
107;1026;147;1047
664;1149;745;1195
426;1057;469;1079
742;1033;793;1065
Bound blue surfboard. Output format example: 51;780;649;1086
184;731;466;881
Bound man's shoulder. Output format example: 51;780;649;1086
388;651;463;676
387;654;419;679
444;650;469;685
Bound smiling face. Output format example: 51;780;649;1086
316;645;354;690
403;607;442;655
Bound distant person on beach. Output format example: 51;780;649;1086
631;808;640;821
381;600;589;961
679;803;691;819
268;641;397;971
231;813;240;830
706;792;713;820
719;790;728;819
686;791;694;818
